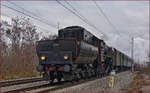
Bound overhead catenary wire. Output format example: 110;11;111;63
7;1;39;18
2;4;57;29
3;14;54;34
56;0;96;29
7;0;38;17
5;1;58;34
64;0;94;28
56;0;108;39
64;0;106;37
5;1;107;39
6;0;57;30
93;0;121;36
7;0;94;31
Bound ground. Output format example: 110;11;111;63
50;67;150;93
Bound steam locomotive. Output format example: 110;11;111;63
36;26;132;83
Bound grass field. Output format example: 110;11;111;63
1;51;40;80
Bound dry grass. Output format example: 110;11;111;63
128;74;146;91
1;49;40;80
122;67;150;93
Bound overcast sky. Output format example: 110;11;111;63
1;0;149;63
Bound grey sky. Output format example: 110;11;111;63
1;1;149;62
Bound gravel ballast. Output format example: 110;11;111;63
51;71;135;93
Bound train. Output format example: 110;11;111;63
36;26;133;83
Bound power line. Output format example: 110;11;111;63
64;0;93;27
7;0;57;29
131;37;134;59
7;1;39;18
56;0;107;39
64;0;105;36
5;1;57;33
2;4;57;29
56;1;93;28
5;1;108;39
7;1;107;38
131;37;134;72
2;11;53;35
93;1;121;36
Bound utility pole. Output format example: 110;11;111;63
131;37;134;72
57;22;60;30
131;37;134;60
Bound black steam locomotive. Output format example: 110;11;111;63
36;26;132;83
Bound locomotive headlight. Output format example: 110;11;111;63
41;56;45;60
64;56;69;60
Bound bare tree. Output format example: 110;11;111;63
1;21;10;56
4;17;39;55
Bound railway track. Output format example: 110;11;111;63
2;81;50;93
29;71;130;93
27;77;100;93
0;76;43;87
1;71;128;93
2;75;108;93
